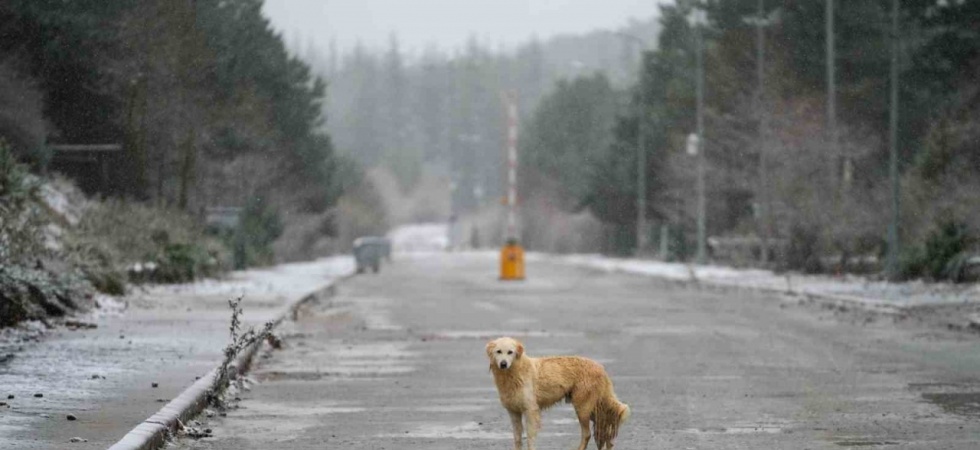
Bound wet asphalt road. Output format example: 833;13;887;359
176;252;980;449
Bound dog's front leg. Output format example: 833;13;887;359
525;407;541;450
509;410;524;450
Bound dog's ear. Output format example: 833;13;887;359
485;341;496;358
515;342;524;358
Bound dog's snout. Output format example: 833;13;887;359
499;361;508;369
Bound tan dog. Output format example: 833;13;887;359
486;337;630;450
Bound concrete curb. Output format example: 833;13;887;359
106;275;352;450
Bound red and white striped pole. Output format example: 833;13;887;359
499;91;525;280
505;92;519;241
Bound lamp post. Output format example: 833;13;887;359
616;32;652;256
827;0;842;189
886;0;901;280
689;5;708;264
744;0;776;264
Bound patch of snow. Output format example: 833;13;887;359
543;253;980;309
84;294;127;320
143;256;353;299
38;177;87;226
379;421;572;440
388;223;448;253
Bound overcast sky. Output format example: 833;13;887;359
262;0;660;55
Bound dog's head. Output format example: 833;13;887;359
486;336;524;371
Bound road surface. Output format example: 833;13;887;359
175;252;980;449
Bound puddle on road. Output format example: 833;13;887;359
550;418;578;425
256;341;417;380
236;401;365;417
256;365;414;381
505;317;540;326
834;439;900;446
921;392;980;417
255;370;326;382
387;404;489;413
910;381;980;417
380;421;571;440
348;297;403;331
623;325;702;336
679;426;783;435
675;418;792;436
206;400;365;443
473;301;501;312
424;330;582;340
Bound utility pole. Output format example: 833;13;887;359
886;0;901;280
616;32;651;256
756;0;771;265
636;78;650;256
827;0;842;189
693;6;707;265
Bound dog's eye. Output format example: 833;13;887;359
507;350;513;355
496;350;502;354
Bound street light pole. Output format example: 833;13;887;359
756;0;771;265
827;0;841;189
886;0;901;279
617;32;651;256
693;7;707;265
637;86;649;255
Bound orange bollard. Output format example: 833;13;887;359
500;239;525;281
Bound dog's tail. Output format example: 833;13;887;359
594;400;630;448
619;402;631;424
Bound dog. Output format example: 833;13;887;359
486;337;630;450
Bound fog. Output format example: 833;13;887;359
4;2;980;448
262;0;661;53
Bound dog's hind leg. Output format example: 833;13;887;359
509;411;524;450
574;409;591;450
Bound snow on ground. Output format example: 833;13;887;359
0;255;355;449
537;253;980;309
384;223;978;309
143;256;355;299
387;223;449;253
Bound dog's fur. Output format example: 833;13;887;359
486;337;630;450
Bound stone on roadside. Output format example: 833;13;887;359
67;414;77;421
69;437;87;443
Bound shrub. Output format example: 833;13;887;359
899;219;976;281
84;268;127;296
0;266;91;327
900;219;974;281
152;242;217;283
923;220;972;280
0;140;47;265
67;199;229;285
1;143;94;325
225;196;283;269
